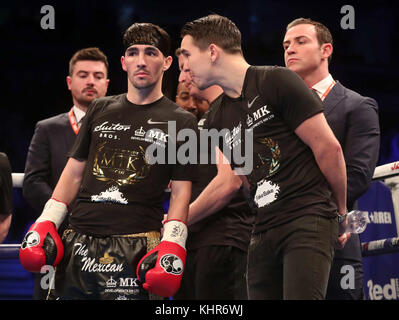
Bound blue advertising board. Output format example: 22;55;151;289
358;181;399;300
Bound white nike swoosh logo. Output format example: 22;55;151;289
147;118;167;124
247;95;260;108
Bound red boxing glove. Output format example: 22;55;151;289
19;220;64;273
136;219;187;297
19;198;67;273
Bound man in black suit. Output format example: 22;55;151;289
23;47;109;214
283;18;380;299
23;47;109;299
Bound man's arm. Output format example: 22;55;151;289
187;147;242;225
19;158;86;272
296;112;350;248
166;180;192;223
0;213;12;243
137;179;192;298
344;98;380;209
0;152;13;243
23;122;53;213
52;157;86;206
29;157;86;229
19;157;86;272
295;112;347;214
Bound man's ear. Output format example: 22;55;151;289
66;76;72;90
321;43;333;61
121;55;127;72
209;44;219;63
163;55;173;71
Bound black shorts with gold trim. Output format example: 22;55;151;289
47;228;163;300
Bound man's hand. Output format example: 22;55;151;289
136;219;187;297
336;232;351;249
336;213;351;249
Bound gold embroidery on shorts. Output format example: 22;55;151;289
99;252;114;264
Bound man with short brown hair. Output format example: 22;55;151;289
180;14;349;299
24;47;110;217
68;47;109;76
20;23;197;300
173;48;252;300
283;17;380;300
23;46;110;299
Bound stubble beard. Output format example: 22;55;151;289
75;94;97;109
130;74;158;91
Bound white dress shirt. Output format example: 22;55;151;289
72;105;86;128
311;74;336;101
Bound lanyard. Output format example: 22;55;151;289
320;80;336;101
68;108;79;135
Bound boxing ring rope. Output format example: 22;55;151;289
372;161;399;181
0;244;20;259
361;237;399;257
2;162;399;260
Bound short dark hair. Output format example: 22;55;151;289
69;47;109;76
286;18;333;63
181;14;243;55
123;23;171;57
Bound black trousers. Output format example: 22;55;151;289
174;245;248;300
326;255;364;299
47;228;162;300
247;214;338;300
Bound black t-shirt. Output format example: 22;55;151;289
68;94;198;236
186;95;254;252
214;66;337;234
0;152;13;216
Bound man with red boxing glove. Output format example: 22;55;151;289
19;22;197;300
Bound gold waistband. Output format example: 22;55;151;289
118;231;161;253
63;228;160;240
115;231;160;240
62;229;160;252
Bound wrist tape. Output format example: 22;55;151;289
161;219;187;249
36;198;68;229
